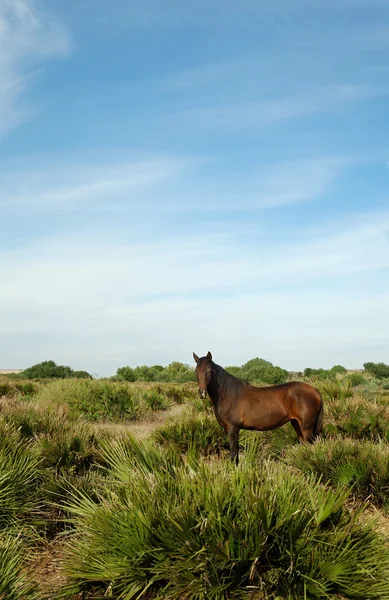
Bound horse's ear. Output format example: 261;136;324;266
193;352;199;364
206;351;212;361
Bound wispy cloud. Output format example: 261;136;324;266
166;84;389;130
1;210;388;312
0;156;194;211
0;154;347;214
0;0;70;138
1;209;388;373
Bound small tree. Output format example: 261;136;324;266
72;370;93;379
22;360;73;379
116;366;136;382
363;362;389;379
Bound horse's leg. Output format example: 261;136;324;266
227;425;240;465
290;419;304;443
300;426;314;443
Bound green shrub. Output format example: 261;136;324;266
317;379;353;402
153;411;228;456
72;370;93;379
348;373;366;387
61;444;389;599
154;383;194;404
22;360;92;380
226;358;288;384
0;534;37;599
0;381;11;397
330;364;347;375
0;439;43;529
284;438;389;508
115;366;135;382
143;390;171;411
363;361;389;379
35;424;101;475
324;396;389;441
116;362;196;383
33;379;142;421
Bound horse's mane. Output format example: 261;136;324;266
211;362;248;396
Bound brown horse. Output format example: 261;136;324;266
193;351;323;465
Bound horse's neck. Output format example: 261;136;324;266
207;365;222;408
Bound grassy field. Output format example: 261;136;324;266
0;373;389;598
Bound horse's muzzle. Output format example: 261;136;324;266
198;389;207;399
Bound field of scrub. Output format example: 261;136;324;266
1;374;389;599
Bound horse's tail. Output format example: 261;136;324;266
312;390;324;440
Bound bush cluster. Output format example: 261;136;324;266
21;360;92;380
304;365;347;379
115;361;196;383
363;361;389;379
226;357;288;384
60;437;389;599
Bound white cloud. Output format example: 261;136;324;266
0;156;194;211
0;0;70;137
166;84;389;130
0;210;388;373
0;154;346;213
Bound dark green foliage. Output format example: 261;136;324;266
22;360;72;379
61;440;389;599
133;365;160;381
115;365;135;382
330;364;347;374
72;370;93;379
348;372;366;387
226;357;288;384
22;360;92;380
0;381;11;396
304;365;347;380
364;361;389;379
116;361;196;383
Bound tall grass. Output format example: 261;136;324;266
60;437;389;600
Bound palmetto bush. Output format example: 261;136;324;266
0;533;37;599
284;437;389;509
324;395;389;440
0;436;43;529
152;409;228;456
60;437;389;600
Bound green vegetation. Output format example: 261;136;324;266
226;357;288;384
304;365;347;379
21;360;92;380
0;364;388;597
116;360;196;382
60;437;389;600
364;361;389;379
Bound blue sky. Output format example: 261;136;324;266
1;0;388;375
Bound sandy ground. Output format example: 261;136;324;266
92;401;186;439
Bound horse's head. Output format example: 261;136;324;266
193;351;212;398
